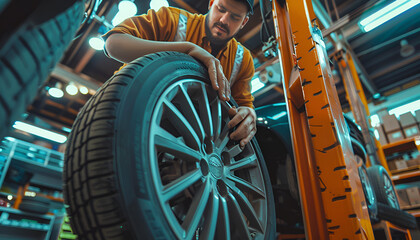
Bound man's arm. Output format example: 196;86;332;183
105;33;230;101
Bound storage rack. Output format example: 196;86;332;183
0;137;65;239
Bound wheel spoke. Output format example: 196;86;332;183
200;193;219;240
226;181;264;233
227;192;252;240
183;179;211;239
215;197;231;240
227;175;265;199
197;84;213;138
215;123;230;151
162;169;202;202
154;126;202;162
163;99;201;150
178;85;205;141
227;154;258;171
225;144;243;159
211;98;222;141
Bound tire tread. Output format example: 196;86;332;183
0;1;84;139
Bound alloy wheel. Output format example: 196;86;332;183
149;79;269;240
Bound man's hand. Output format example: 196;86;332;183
186;44;230;101
228;106;257;148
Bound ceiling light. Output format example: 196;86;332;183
359;0;420;32
389;99;420;118
400;39;415;57
66;83;78;95
270;111;287;120
79;86;89;94
89;36;105;50
150;0;169;11
48;83;64;98
13;121;67;143
62;127;72;133
112;0;138;26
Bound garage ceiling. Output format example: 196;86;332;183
26;0;420;134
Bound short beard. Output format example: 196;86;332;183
205;15;238;47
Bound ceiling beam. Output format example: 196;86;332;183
51;64;101;92
313;0;378;95
370;53;420;80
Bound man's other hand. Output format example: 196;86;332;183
187;44;230;101
228;106;257;149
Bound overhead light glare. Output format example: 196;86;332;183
48;87;64;98
13;121;67;143
62;127;72;133
271;111;287;120
79;86;89;95
150;0;169;11
66;83;78;95
89;37;105;50
112;0;137;26
389;99;420;118
360;0;420;32
250;78;265;93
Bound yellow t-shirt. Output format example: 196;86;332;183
103;7;254;108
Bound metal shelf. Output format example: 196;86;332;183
382;136;420;155
392;168;420;184
0;206;55;240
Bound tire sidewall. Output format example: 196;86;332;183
115;53;208;239
367;165;400;210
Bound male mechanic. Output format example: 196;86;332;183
103;0;256;148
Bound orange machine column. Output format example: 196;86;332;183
272;0;374;238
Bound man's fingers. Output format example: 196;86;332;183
216;64;228;101
208;61;219;90
228;107;237;118
230;117;253;140
240;127;256;148
228;110;247;128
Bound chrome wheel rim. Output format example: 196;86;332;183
383;174;398;209
149;79;268;240
359;167;375;207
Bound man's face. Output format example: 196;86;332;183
206;0;249;45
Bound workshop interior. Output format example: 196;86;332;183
0;0;420;239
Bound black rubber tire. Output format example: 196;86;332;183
376;202;417;229
367;165;400;209
358;164;378;219
21;195;51;205
19;196;50;214
64;52;276;240
0;0;84;140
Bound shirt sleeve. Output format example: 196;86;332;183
102;7;179;44
231;48;255;108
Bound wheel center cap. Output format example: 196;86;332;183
208;155;223;179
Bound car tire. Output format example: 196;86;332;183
358;164;377;219
64;52;276;240
367;165;400;209
19;196;50;215
0;0;84;140
376;202;417;229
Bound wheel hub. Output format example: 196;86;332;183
208;155;223;179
